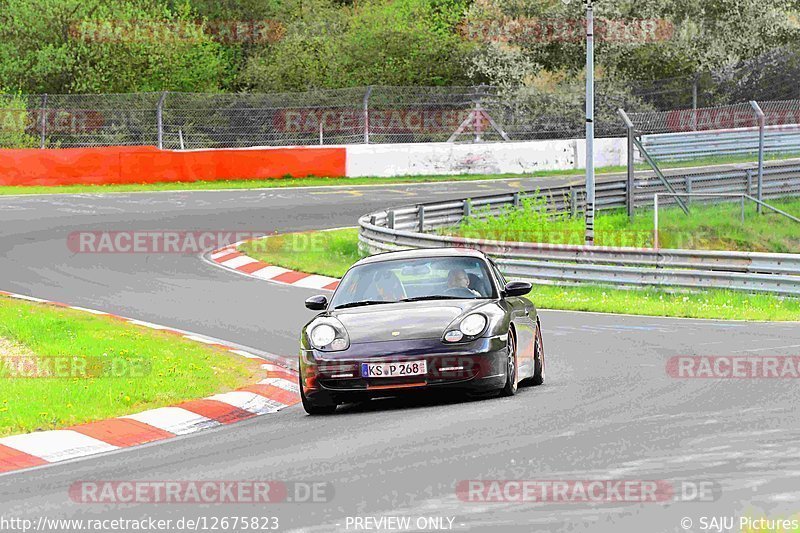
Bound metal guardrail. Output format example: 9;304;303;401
358;160;800;296
641;126;800;161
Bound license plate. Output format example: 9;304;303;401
361;360;427;378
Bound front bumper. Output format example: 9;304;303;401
300;335;508;403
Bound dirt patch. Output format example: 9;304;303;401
0;337;36;359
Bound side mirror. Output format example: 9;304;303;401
305;295;328;310
503;281;532;297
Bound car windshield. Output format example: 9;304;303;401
330;256;496;309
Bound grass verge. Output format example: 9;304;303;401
0;170;606;196
0;295;261;437
454;196;800;253
240;228;361;277
238;229;800;321
0;151;795;196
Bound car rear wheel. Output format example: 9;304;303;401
531;320;545;386
500;331;518;397
299;373;337;415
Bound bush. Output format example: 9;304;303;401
0;94;38;148
239;0;474;91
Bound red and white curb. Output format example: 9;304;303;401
0;289;299;475
207;243;340;291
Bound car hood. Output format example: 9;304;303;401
330;299;492;343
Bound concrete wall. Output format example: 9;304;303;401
346;138;627;177
0;138;627;186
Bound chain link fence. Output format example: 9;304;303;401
2;86;642;149
2;80;799;152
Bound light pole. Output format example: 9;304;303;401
584;0;595;245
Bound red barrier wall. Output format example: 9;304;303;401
0;145;347;186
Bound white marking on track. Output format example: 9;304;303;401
124;407;219;435
0;430;118;463
222;256;258;269
208;392;284;414
250;265;290;280
231;349;264;359
292;274;339;289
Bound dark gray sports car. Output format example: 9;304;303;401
298;247;545;414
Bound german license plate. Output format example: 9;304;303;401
361;360;427;378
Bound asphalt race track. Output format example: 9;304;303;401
2;178;800;532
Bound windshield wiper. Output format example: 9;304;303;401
398;295;466;302
334;300;390;309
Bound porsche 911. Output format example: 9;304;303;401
299;247;545;414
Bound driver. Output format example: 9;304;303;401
447;268;480;297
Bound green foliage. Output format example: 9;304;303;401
0;94;38;148
0;0;798;103
0;0;228;93
239;0;474;90
464;0;800;103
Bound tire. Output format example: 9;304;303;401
299;372;337;415
500;330;518;397
531;320;545;386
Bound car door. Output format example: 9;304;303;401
490;260;536;379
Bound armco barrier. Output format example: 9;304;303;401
0;145;346;186
358;160;800;296
641;125;800;161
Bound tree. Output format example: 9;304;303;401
0;0;228;93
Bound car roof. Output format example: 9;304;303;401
352;247;490;267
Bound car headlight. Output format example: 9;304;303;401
459;314;487;336
310;324;336;348
308;318;350;351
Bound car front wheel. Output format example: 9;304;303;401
500;331;518;397
299;373;337;415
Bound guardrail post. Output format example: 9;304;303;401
685;175;692;205
750;100;765;214
363;86;372;144
653;193;659;251
387;210;395;229
513;192;520;208
618;108;636;219
157;91;167;150
418;205;425;232
38;94;48;149
745;169;752;196
570;187;577;218
463;198;472;218
741;195;745;223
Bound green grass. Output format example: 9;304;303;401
0;296;261;437
237;229;800;321
241;228;361;278
528;284;800;321
0;170;603;196
0;151;795;196
455;196;800;253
